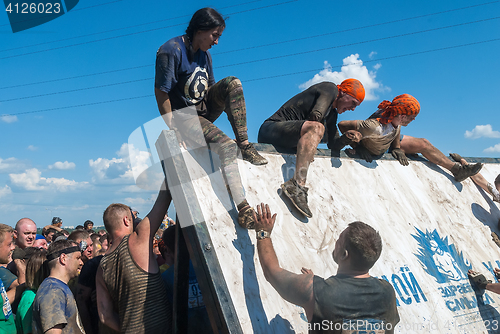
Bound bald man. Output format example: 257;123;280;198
14;218;37;249
258;79;365;218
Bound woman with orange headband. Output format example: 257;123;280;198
338;94;420;164
338;94;483;182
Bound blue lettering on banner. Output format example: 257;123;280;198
482;260;500;282
379;265;427;306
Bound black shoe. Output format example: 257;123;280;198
280;178;312;218
240;143;268;165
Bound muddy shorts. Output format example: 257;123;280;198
258;120;305;149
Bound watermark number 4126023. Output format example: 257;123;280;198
5;2;61;14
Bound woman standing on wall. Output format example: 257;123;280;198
155;7;265;229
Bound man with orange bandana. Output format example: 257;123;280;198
258;79;365;218
338;94;482;182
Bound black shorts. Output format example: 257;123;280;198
258;120;305;149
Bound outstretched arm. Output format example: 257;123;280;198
155;88;186;149
338;120;358;134
135;181;172;242
254;203;315;320
485;268;500;294
129;182;172;272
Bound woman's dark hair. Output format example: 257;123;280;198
185;7;225;61
25;248;47;290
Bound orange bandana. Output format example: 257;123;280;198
338;79;365;103
376;94;420;124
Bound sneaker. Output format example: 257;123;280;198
451;162;483;182
280;178;312;218
492;232;500;249
240;143;268;166
237;201;256;229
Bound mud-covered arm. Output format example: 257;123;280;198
338;120;358;134
308;85;338;122
254;203;315;320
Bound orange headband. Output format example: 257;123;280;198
376;94;420;125
338;79;365;103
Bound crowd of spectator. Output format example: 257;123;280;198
0;209;173;334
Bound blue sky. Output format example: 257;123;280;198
1;0;499;228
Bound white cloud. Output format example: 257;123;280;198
0;157;29;173
27;145;38;151
0;185;12;198
49;161;76;170
124;197;153;205
369;51;377;59
89;143;152;185
465;125;500;139
71;205;89;211
1;115;18;123
9;168;89;192
484;144;500;153
299;54;388;100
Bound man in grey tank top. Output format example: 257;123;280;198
96;183;172;333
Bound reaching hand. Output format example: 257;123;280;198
391;148;409;166
494;268;500;280
252;203;277;234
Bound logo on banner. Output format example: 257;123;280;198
412;228;471;283
4;1;79;33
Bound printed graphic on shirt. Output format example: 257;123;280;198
0;280;12;319
184;66;209;104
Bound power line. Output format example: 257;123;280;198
2;16;497;101
214;0;500;55
2;38;498;117
244;38;500;82
217;16;500;68
0;78;152;102
0;0;263;53
0;0;297;60
1;2;497;90
2;95;152;116
0;64;152;90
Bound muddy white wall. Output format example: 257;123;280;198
177;147;500;334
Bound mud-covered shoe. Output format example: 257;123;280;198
449;153;464;163
240;143;268;166
451;162;483;182
492;232;500;249
237;201;256;229
280;178;312;218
